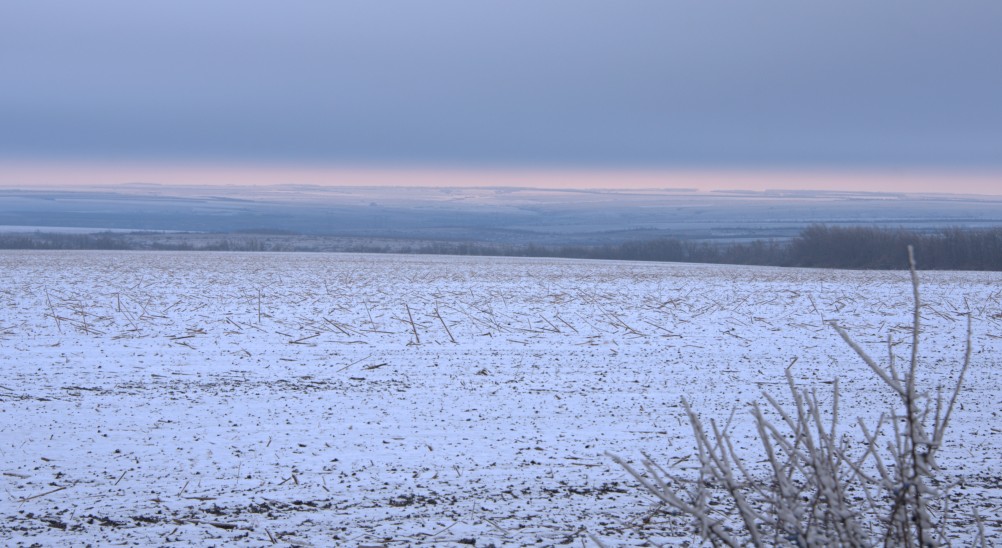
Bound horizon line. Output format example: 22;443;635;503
1;162;1000;196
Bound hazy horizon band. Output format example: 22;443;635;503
1;162;1000;196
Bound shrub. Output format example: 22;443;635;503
610;247;981;546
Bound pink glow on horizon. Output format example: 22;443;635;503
0;162;1000;195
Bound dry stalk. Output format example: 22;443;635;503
18;485;68;503
405;303;420;345
434;307;457;343
45;290;62;333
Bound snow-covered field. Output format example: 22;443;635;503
1;251;999;546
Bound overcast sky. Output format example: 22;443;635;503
1;1;1000;190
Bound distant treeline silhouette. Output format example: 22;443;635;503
572;225;1002;270
0;232;133;250
0;232;282;252
788;225;1002;270
409;225;1002;270
2;225;1001;270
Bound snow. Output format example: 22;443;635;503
1;251;999;546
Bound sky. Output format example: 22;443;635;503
1;1;1000;194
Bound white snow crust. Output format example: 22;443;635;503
1;251;999;546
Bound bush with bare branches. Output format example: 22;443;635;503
611;247;982;547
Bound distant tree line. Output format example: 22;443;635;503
787;225;1002;270
381;225;1002;270
578;225;1002;270
409;226;1002;270
0;232;132;250
2;225;1001;270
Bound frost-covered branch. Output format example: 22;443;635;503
612;246;976;546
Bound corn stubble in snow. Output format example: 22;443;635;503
2;251;998;545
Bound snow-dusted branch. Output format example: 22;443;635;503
612;246;978;547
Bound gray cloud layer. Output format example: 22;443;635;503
2;1;1000;169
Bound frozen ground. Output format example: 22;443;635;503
1;251;999;546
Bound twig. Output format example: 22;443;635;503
18;485;67;502
337;354;372;373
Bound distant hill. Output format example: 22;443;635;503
2;185;1002;247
